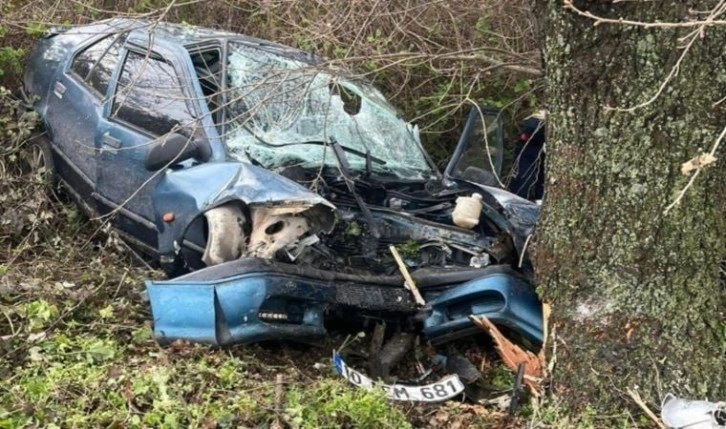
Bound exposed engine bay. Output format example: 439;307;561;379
183;165;517;279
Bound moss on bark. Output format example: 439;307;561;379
537;0;726;416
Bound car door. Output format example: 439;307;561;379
42;32;126;204
95;38;203;252
444;106;504;187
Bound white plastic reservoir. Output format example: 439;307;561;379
452;193;483;229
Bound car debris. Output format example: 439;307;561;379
661;394;726;429
333;350;466;402
24;17;544;390
470;314;543;396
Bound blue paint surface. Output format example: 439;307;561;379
148;265;543;346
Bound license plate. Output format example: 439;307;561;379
332;351;465;402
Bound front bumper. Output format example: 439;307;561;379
146;259;543;346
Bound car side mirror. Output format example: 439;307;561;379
144;133;211;171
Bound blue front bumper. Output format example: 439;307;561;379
146;260;543;347
422;270;542;345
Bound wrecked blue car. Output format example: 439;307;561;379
23;19;542;347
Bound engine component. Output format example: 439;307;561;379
248;207;311;258
452;193;483;229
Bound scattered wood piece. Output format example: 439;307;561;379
469;314;543;395
272;374;286;429
681;153;717;175
389;245;426;305
627;388;666;429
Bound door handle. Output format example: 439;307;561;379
102;132;121;149
53;81;66;99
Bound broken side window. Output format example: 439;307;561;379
188;46;223;129
223;43;435;180
111;51;196;136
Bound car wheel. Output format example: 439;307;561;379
23;135;56;187
202;203;247;266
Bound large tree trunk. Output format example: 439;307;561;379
537;0;726;415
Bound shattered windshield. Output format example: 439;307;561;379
223;42;435;179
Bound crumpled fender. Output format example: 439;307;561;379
153;161;335;257
470;184;539;257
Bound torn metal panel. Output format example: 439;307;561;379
478;185;539;234
154;162;335;258
248;206;311;258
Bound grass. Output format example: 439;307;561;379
1;185;629;429
0;228;514;427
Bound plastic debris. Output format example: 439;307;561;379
509;362;525;416
661;393;726;429
445;354;482;385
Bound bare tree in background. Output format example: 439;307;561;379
536;0;726;417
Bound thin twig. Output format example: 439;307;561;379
664;123;725;214
626;388;666;429
564;0;726;29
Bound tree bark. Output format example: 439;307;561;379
537;0;726;416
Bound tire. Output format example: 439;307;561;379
202;203;247;266
23;134;56;188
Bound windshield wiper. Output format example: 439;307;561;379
329;137;381;240
271;140;387;165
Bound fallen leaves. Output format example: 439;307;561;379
427;402;510;429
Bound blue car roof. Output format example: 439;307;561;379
56;18;312;61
